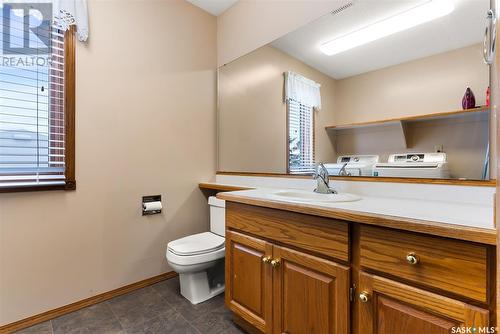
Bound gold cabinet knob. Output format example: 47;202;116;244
359;291;370;303
406;252;419;265
270;259;281;268
262;256;272;264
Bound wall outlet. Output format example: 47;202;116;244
434;145;443;153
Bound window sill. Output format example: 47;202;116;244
0;181;76;193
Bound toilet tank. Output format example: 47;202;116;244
208;196;225;237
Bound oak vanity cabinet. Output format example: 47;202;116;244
357;225;491;334
225;203;351;334
225;230;273;333
224;202;494;334
272;245;350;334
357;273;489;334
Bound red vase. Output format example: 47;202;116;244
462;87;476;110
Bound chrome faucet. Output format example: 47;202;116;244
313;163;337;194
338;162;351;176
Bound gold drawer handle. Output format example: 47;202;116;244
262;256;272;264
359;291;370;303
271;259;281;268
406;252;419;265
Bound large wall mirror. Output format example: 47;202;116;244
218;0;493;181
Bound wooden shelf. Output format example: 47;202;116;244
325;106;489;131
199;182;253;192
325;106;489;149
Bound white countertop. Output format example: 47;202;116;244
221;188;495;230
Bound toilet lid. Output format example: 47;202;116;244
168;232;225;256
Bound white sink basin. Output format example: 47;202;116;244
270;189;361;203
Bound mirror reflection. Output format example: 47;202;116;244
218;0;491;180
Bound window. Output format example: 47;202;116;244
0;3;75;192
285;71;320;174
288;99;315;174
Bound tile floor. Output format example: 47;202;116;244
14;277;244;334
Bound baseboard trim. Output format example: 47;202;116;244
233;314;264;334
0;271;177;334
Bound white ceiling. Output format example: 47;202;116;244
271;0;489;79
186;0;238;16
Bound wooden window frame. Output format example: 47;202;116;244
0;27;76;193
286;99;316;175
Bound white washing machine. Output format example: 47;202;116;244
324;155;380;176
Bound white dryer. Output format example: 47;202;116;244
373;153;450;178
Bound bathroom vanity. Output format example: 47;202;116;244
216;189;496;334
211;0;499;332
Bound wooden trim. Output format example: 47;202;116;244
64;26;76;189
0;181;76;193
325;106;490;130
199;183;253;192
216;171;497;187
217;192;497;245
0;28;76;194
218;171;313;179
0;272;177;334
488;245;496;325
329;176;497;187
0;184;70;193
232;314;265;334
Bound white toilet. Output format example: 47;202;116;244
166;196;226;304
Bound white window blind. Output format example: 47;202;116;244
288;99;314;174
0;4;66;188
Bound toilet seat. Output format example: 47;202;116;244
168;232;224;256
166;232;225;267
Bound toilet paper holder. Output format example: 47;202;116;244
142;195;162;215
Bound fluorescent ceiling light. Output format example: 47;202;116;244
320;0;455;56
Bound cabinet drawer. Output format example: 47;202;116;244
226;202;349;262
359;226;488;303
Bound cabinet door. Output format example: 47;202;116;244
272;245;350;334
226;230;273;333
357;272;490;334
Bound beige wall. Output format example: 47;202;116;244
0;0;217;326
217;0;340;66
218;45;336;173
334;44;489;125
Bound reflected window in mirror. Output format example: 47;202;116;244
288;99;314;174
285;71;322;174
